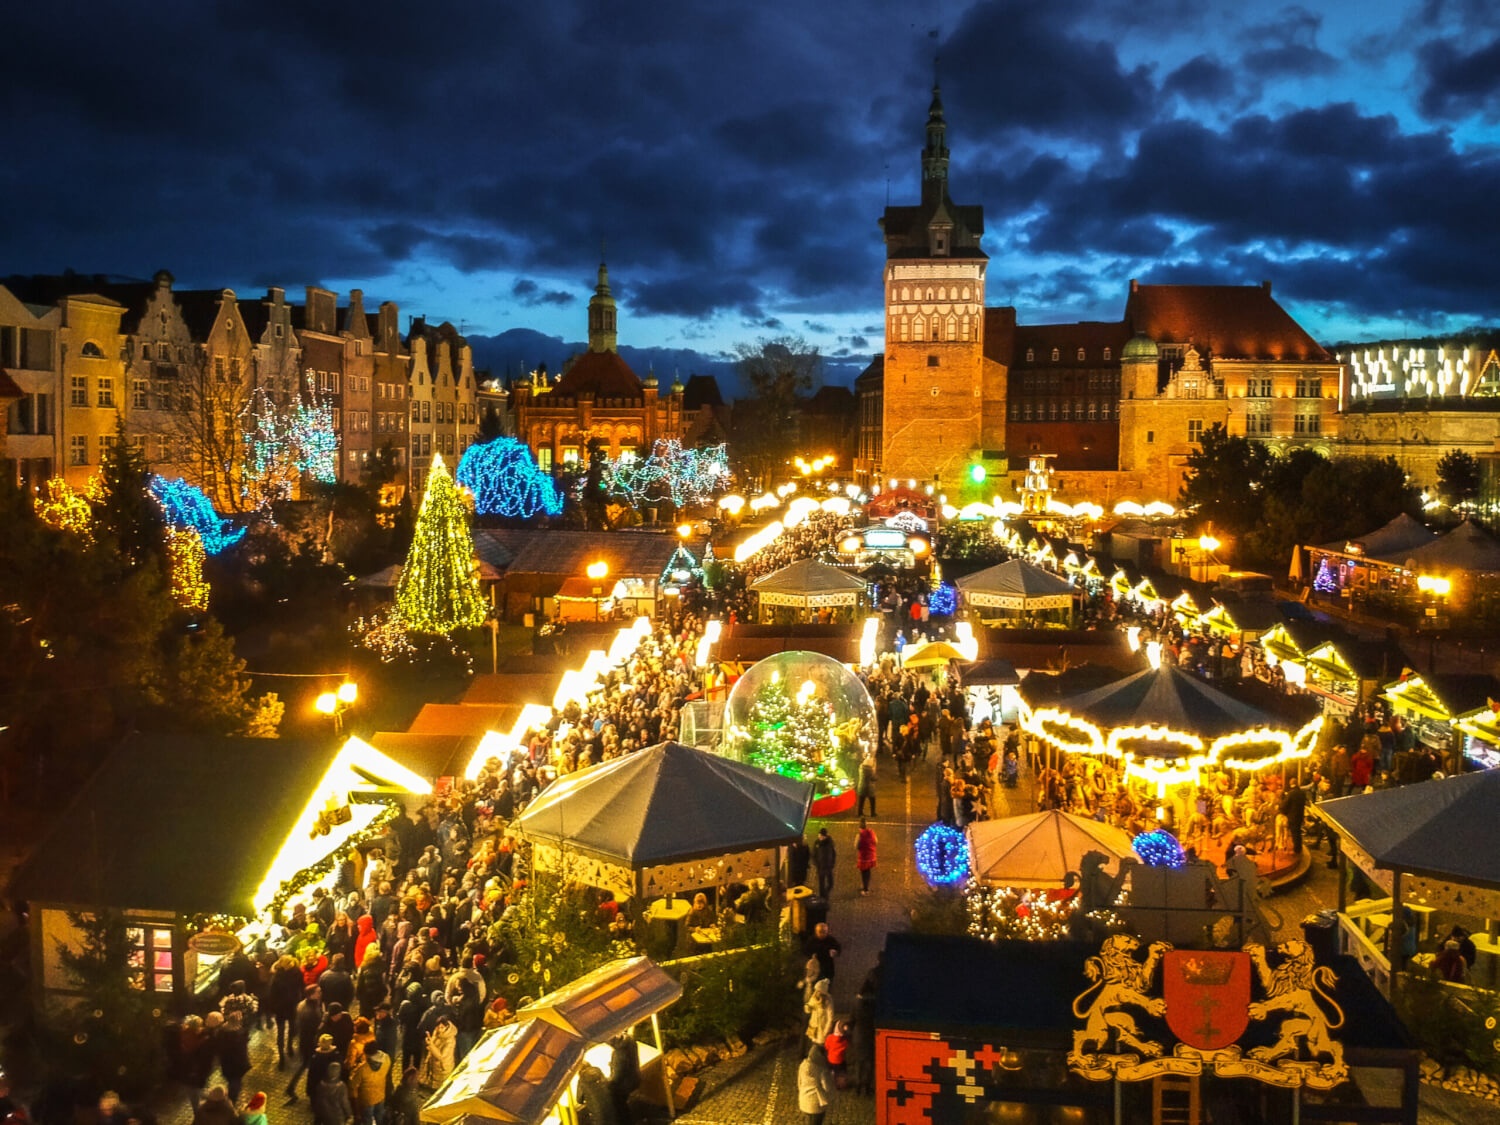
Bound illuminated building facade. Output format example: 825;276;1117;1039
510;262;684;470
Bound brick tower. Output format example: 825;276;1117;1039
877;84;988;487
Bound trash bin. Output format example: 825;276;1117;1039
1302;910;1338;964
805;895;830;932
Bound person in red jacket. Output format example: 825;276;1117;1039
855;819;878;896
1350;742;1376;791
353;914;379;968
823;1020;850;1084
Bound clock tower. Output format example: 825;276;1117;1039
877;85;992;487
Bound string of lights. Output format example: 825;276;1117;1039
456;437;563;518
601;439;729;507
148;475;246;555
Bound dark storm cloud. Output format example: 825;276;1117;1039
1239;7;1339;77
940;0;1157;142
511;280;576;308
1;0;1496;348
1163;57;1240;104
1417;35;1500;119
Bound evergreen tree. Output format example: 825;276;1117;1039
96;413;165;570
742;673;847;793
396;454;487;634
49;910;165;1096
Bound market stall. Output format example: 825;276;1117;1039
13;733;431;1007
958;658;1021;725
1316;772;1500;999
955;559;1078;628
422;956;682;1125
513;740;812;909
749;557;867;624
1382;671;1500;771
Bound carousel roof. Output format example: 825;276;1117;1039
1317;512;1436;561
1053;662;1279;740
1316;771;1500;889
955;559;1075;601
513;741;812;867
750;557;867;596
968;810;1138;889
1402;519;1500;574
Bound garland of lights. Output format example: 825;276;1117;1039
265;802;404;921
292;396;339;483
457;437;563;518
166;527;210;611
1022;704;1324;788
1133;829;1187;870
964;884;1126;942
148;475;246;555
601;439;729;507
34;478;94;539
915;823;970;887
396;454;488;634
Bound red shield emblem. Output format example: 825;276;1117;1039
1163;950;1251;1050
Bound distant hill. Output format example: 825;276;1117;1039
466;328;870;397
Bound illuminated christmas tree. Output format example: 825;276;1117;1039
740;673;849;796
1312;556;1337;594
396;454;487;634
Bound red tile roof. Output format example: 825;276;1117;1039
553;349;644;398
1124;283;1328;362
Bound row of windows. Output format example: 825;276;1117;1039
1010;401;1116;422
410;399;474;424
894;314;973;344
377;412;408;434
1017;372;1120;393
1024;346;1114;363
410;432;478;459
377;381;407;400
891;284;973;303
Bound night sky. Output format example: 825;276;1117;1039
5;0;1498;382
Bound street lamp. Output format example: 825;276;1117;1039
1196;534;1221;583
316;681;358;734
587;560;609;621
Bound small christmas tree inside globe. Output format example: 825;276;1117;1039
723;651;875;799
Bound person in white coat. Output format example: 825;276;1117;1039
797;1044;834;1125
803;978;834;1058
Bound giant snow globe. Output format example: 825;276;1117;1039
722;650;877;815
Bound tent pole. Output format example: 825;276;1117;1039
653;1010;676;1118
1389;869;1404;1007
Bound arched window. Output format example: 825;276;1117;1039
1026;348;1035;362
1061;402;1071;420
900;315;910;342
1051;348;1060;362
81;341;104;358
1077;347;1086;361
946;315;958;340
931;316;941;340
1103;347;1112;361
961;316;971;341
962;287;971;300
913;318;924;341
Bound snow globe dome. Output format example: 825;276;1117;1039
723;650;877;810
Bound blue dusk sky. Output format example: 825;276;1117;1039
3;0;1498;377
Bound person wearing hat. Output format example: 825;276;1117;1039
243;1092;268;1125
298;1035;339;1107
191;1087;240;1125
312;1062;353;1125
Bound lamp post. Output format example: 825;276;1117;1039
587;560;609;622
315;680;358;734
1196;534;1221;584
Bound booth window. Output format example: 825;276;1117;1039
126;925;175;993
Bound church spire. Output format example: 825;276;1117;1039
587;258;617;353
921;83;949;205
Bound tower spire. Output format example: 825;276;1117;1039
922;81;949;205
587;253;617;353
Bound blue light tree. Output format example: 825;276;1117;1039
457;437;564;518
147;475;246;555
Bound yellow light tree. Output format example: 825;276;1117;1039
34;478;94;540
165;527;209;612
396;454;487;634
